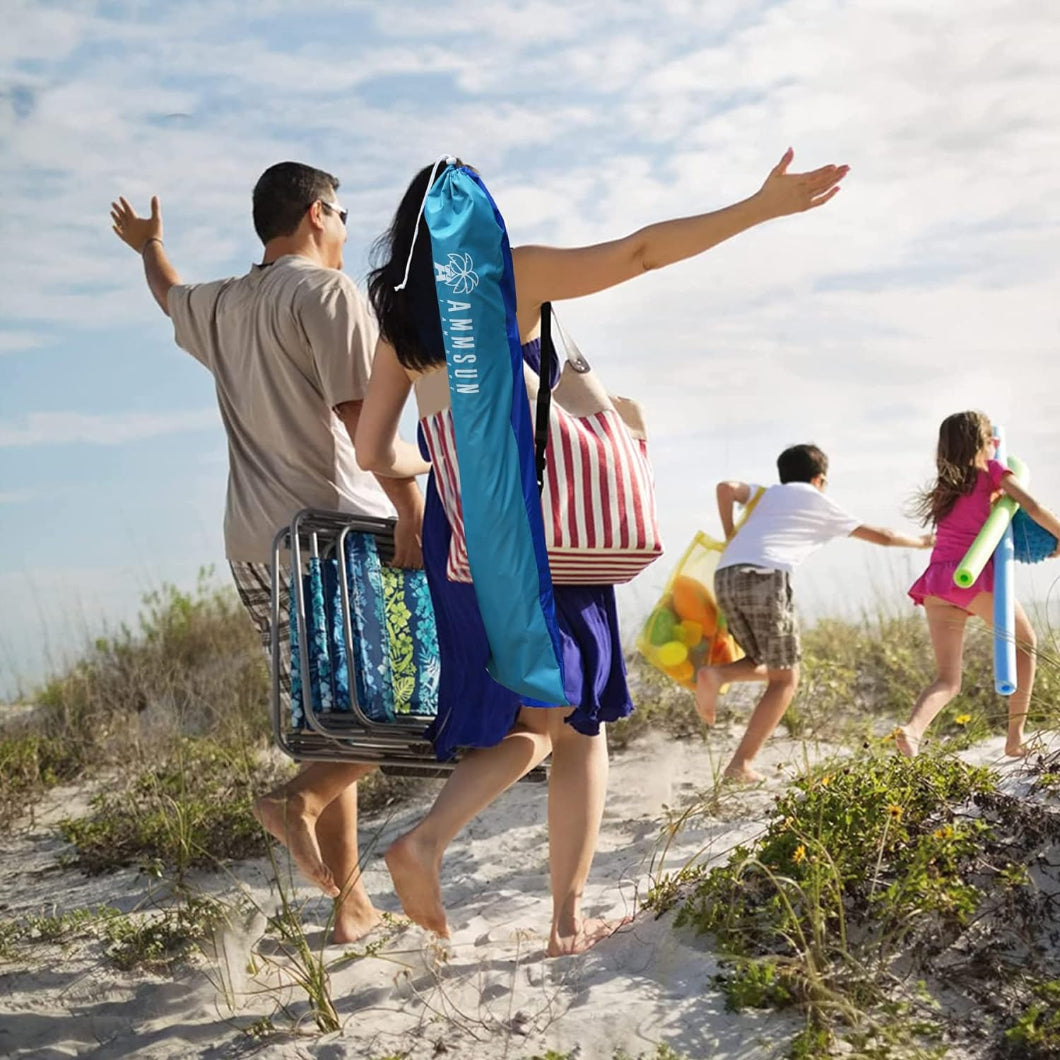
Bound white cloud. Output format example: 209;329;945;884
0;330;48;354
0;409;219;447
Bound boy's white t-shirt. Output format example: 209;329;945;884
718;482;861;575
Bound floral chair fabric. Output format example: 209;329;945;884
290;531;440;727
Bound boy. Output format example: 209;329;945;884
696;444;931;782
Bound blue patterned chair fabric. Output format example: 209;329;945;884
290;531;440;727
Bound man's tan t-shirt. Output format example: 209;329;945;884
168;254;393;563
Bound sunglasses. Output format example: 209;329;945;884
318;199;348;226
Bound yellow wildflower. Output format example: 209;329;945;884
820;775;831;787
887;804;904;820
955;714;971;726
932;826;954;840
792;844;807;864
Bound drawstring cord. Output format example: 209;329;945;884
393;155;456;292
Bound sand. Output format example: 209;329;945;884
2;723;1053;1059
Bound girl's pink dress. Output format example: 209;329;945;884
909;459;1012;611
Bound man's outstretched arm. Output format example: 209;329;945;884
111;195;181;316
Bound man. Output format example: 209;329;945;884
111;162;429;943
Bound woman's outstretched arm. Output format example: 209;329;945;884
512;148;847;328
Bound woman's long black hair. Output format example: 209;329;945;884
367;161;466;373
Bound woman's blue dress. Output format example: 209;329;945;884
421;339;634;761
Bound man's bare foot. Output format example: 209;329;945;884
695;666;722;726
547;915;631;957
253;794;339;898
723;763;764;784
894;726;920;759
1005;739;1030;759
384;832;448;937
332;903;384;945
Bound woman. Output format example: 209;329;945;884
356;148;848;955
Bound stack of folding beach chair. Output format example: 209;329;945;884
270;508;546;782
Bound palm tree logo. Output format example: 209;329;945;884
434;252;479;294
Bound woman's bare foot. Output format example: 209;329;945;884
894;726;920;759
722;763;764;784
253;794;339;897
695;666;722;726
331;903;384;945
547;915;631;957
384;832;449;937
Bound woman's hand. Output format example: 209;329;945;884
754;149;849;219
390;495;425;569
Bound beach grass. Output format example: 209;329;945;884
5;575;1060;1057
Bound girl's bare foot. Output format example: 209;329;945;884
695;666;722;726
547;915;631;957
723;763;764;784
1005;739;1030;759
253;794;339;897
894;726;920;759
384;832;449;937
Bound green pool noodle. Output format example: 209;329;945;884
953;455;1029;588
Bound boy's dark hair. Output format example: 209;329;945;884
777;444;828;484
252;162;340;244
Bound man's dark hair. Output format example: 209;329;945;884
252;162;339;244
777;443;828;484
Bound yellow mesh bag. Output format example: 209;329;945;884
636;489;764;690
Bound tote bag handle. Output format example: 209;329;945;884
534;302;557;493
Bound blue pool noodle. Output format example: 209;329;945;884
992;428;1017;696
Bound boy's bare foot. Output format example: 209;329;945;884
332;903;384;945
253;794;339;897
385;832;449;937
695;666;722;726
894;726;919;759
547;915;631;957
723;763;764;784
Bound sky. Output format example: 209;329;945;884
3;0;1060;696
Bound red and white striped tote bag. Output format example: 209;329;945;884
418;317;663;585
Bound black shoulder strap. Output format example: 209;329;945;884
534;301;556;494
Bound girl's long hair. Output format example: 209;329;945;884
912;410;993;526
367;161;465;373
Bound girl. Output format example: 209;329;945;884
355;149;848;955
898;410;1060;758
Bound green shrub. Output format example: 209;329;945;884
667;750;1060;1057
1;572;270;824
1002;981;1060;1059
101;896;227;972
58;737;281;875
